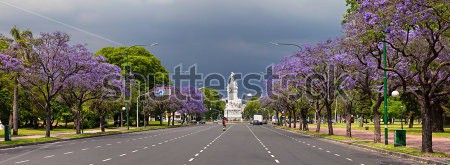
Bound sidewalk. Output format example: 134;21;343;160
0;127;128;141
283;123;450;155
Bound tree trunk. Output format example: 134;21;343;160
65;116;68;128
159;113;163;125
99;106;105;133
421;90;433;153
288;110;292;128
315;101;321;132
76;104;82;134
432;103;444;132
33;118;38;129
359;114;364;127
293;110;297;129
45;101;51;137
172;111;175;126
143;108;147;127
168;115;171;126
373;96;383;143
409;115;414;128
346;102;352;138
276;110;280;126
12;79;18;135
301;108;308;131
316;113;321;133
325;100;333;135
299;110;303;130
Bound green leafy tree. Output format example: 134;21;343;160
2;26;34;135
95;46;170;90
243;101;260;120
201;88;225;120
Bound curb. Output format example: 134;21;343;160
275;127;449;165
0;125;185;150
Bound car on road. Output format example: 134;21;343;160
252;120;261;125
199;120;206;124
261;120;267;124
213;120;218;124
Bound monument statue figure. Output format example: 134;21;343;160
223;72;244;121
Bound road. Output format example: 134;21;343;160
0;124;420;165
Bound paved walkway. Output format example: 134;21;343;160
284;123;450;155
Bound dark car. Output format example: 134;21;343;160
252;120;261;125
199;120;206;124
261;120;267;124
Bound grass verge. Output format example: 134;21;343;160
0;124;185;147
276;125;449;160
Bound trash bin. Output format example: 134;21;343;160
394;130;406;147
4;125;11;141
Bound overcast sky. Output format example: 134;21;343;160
0;0;348;96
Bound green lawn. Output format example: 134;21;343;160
0;137;60;146
0;123;185;146
308;123;450;138
279;126;360;141
355;141;448;158
0;121;180;138
0;128;78;138
277;126;450;159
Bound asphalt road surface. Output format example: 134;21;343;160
0;124;421;165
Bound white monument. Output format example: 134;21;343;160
0;120;4;130
224;72;244;121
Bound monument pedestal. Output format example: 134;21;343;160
223;72;244;121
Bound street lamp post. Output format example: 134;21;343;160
135;81;140;128
122;107;126;128
382;24;389;145
401;105;404;130
124;43;158;130
392;90;402;130
269;42;303;50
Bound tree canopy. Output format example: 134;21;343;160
95;46;170;89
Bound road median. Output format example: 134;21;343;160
0;125;186;149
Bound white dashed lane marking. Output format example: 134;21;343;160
185;125;232;164
15;160;29;164
44;155;55;158
262;126;368;165
247;125;279;164
102;158;112;162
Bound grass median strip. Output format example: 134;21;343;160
0;124;186;147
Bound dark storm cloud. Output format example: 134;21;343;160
0;0;347;95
